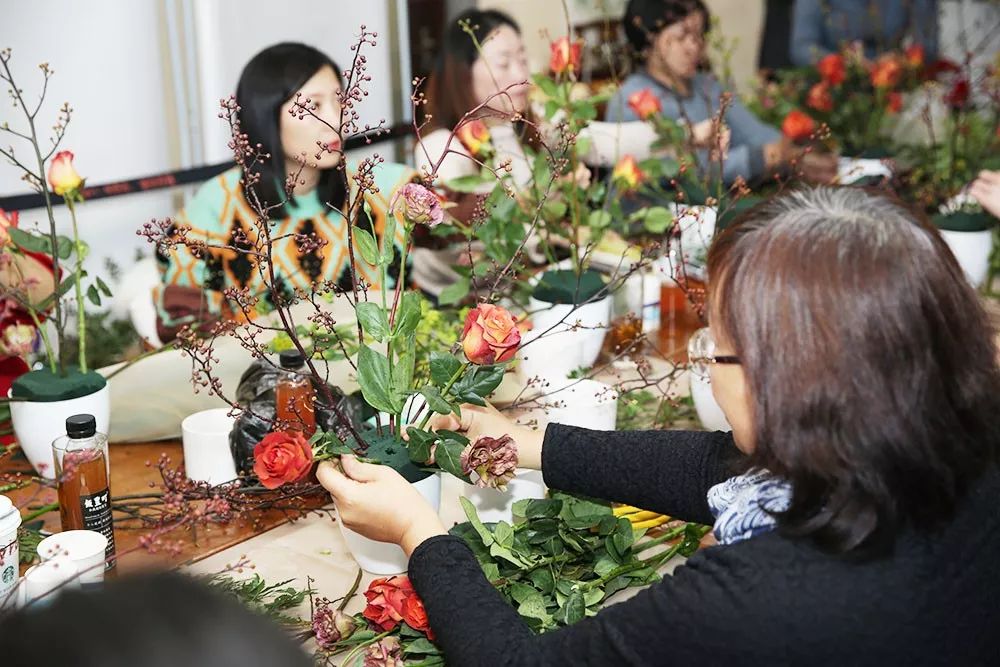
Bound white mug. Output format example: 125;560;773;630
181;408;239;485
38;530;109;586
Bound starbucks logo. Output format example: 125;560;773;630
1;565;13;585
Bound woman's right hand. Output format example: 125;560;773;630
413;403;545;470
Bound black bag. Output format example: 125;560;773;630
228;359;368;475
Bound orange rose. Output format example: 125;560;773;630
612;155;645;191
781;110;815;143
456;119;492;158
817;53;846;86
806;82;833;113
870;56;903;88
363;576;434;639
887;91;903;113
905;44;924;68
252;431;313;489
549;37;582;75
461;302;520;365
627;88;662;120
0;208;19;247
47;150;84;197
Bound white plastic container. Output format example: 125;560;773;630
21;556;80;608
519;295;612;384
181;408;239;485
0;495;22;609
544;378;619;431
38;530;109;586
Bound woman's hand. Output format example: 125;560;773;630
971;170;1000;219
413;403;545;470
317;456;446;557
690;119;730;157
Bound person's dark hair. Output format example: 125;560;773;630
623;0;710;58
424;9;521;131
0;572;312;667
708;187;1000;555
236;42;347;218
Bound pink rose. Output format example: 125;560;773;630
461;303;520;365
363;636;404;667
312;601;357;648
391;183;444;228
461;434;518;490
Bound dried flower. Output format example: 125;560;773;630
627;88;662;120
0;323;35;358
47;150;84;197
363;636;405;667
390;183;444;228
612;155;645;192
817;53;845;86
781;110;815;143
252;431;314;489
461;434;518;490
461;303;520;365
549;37;582;75
313;600;357;648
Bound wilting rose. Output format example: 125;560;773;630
905;44;925;68
363;637;405;667
0;209;18;247
870;56;903;88
461;302;520;365
390;183;444;228
806;82;833;113
312;602;357;648
0;323;35;358
887;91;903;113
363;576;434;638
945;78;970;109
627;88;662;120
817;53;845;86
252;431;314;489
47;151;84;197
781;110;815;143
456;119;492;158
612;155;645;191
461;434;518;490
549;37;582;75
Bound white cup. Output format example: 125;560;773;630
21;556;80;607
0;495;22;609
181;408;239;485
37;530;109;586
543;378;619;431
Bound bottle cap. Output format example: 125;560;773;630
279;350;306;370
65;414;97;439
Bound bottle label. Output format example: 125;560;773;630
80;489;116;569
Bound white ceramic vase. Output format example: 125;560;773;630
9;384;111;480
690;373;732;433
940;228;993;288
337;472;441;575
519;295;612;383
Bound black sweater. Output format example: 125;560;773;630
409;425;1000;666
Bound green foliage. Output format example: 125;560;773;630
205;573;311;627
615;390;699;431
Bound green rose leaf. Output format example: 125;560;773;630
434;432;470;481
554;591;586;626
357;345;402;414
451;364;505;404
429;352;464;388
419;386;454;415
356;301;390;342
405;427;436;464
459;496;494;546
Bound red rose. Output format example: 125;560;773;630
781;110;815;143
905;44;924;68
945;78;970;109
870;56;903;88
252;431;313;489
461;302;520;365
887;91;903;113
549;37;582;75
627;88;662;120
806;82;833;113
363;576;434;639
817;53;845;86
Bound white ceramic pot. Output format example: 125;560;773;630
690;373;732;432
181;408;238;486
338;472;441;575
837;157;892;184
462;469;547;524
519;295;612;383
940;228;993;288
544;378;619;431
9;384;111;480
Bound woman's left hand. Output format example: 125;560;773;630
971;170;1000;219
317;456;446;556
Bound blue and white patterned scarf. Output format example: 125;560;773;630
707;469;792;545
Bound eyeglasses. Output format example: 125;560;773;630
687;327;740;380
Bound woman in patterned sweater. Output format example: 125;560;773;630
155;42;413;342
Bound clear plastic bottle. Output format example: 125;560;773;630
52;414;116;571
275;350;316;436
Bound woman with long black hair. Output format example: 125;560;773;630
155;42;412;341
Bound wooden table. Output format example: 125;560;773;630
7;440;314;575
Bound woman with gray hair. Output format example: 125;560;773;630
320;186;1000;665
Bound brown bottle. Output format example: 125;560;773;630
275;350;316;436
52;414;117;571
